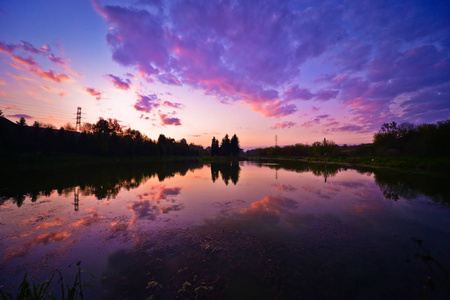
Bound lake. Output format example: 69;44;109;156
1;159;449;299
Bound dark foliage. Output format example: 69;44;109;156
210;134;242;156
0;117;206;157
373;119;450;156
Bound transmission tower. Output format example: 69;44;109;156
76;107;81;131
275;135;278;147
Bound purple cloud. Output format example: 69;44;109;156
92;0;450;126
284;85;313;101
0;41;18;54
159;113;181;126
271;121;296;130
314;90;339;101
162;101;183;109
93;0;349;118
47;53;65;65
106;74;131;90
134;93;160;113
7;114;32;119
20;41;44;54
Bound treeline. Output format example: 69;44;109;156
246;119;450;158
210;134;242;156
245;139;343;157
0;115;207;156
373;120;450;156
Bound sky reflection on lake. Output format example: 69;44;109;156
1;161;449;299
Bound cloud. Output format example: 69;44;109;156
30;68;71;83
20;41;46;54
314;90;339;101
159;113;181;126
0;40;77;83
134;93;160;113
106;74;131;90
92;0;450;125
284;85;313;101
0;104;20;109
0;41;17;54
85;87;102;100
47;53;65;65
94;1;348;118
7;114;32;119
271;121;296;129
162;101;183;109
11;55;38;67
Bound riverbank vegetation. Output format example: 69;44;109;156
0;115;207;157
245;119;450;171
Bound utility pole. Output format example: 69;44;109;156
275;135;278;147
76;107;81;132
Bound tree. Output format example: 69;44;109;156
211;137;220;156
16;117;27;126
230;134;241;156
93;118;122;135
0;109;3;118
220;134;231;156
63;122;77;131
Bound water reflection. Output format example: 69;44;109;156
261;160;450;204
0;159;202;207
210;161;241;185
130;184;184;224
1;160;450;299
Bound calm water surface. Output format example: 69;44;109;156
1;160;449;299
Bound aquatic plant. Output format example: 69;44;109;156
0;261;94;300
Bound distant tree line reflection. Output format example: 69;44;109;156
210;161;241;185
0;160;203;207
260;160;450;204
1;160;448;209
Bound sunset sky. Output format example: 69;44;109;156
0;0;449;149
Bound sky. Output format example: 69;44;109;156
0;0;449;149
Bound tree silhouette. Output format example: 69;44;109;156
220;134;231;156
230;134;241;156
211;137;220;156
16;117;27;126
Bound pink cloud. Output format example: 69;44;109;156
106;74;131;90
0;91;6;97
85;87;102;100
0;41;17;54
271;121;296;129
0;104;20;109
159;113;181;126
11;55;38;67
251;100;297;118
31;68;70;83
